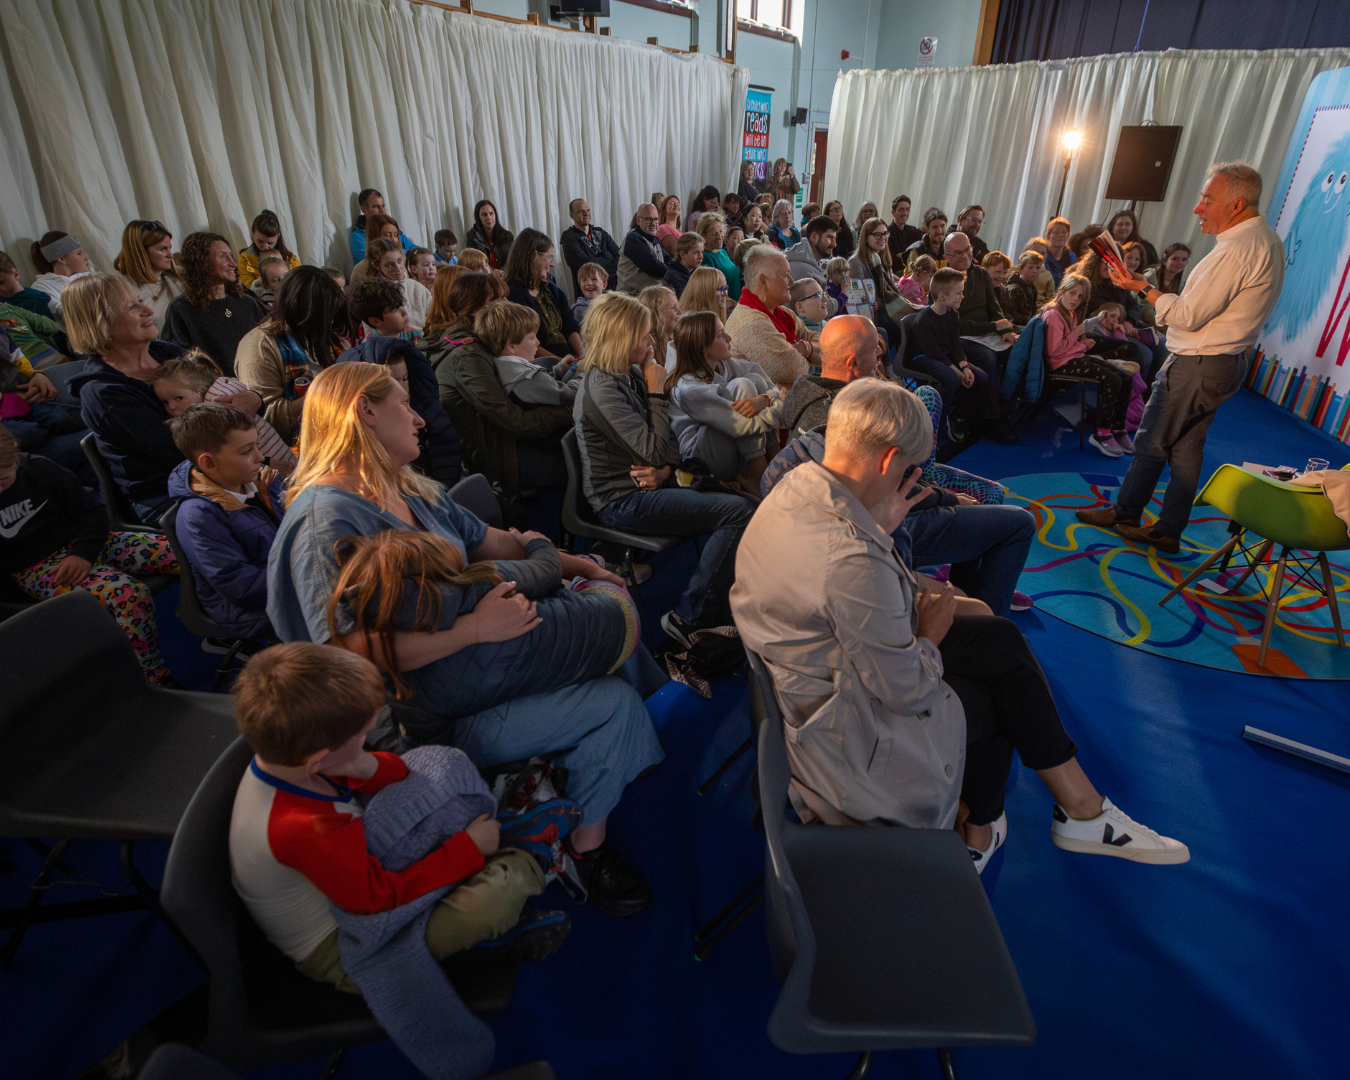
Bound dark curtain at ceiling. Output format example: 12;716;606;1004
991;0;1350;64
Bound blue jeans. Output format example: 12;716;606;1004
1125;337;1170;385
2;401;86;475
1114;352;1245;538
599;486;755;627
902;503;1035;617
909;341;1000;433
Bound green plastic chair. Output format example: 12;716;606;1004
1159;463;1348;668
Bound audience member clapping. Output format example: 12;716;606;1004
726;244;818;388
113;220;184;334
28;232;93;320
163;233;265;376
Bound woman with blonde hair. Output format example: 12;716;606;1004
677;266;729;322
637;284;678;372
573;292;755;645
113;219;184;332
267;359;664;915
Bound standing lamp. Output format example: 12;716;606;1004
1054;129;1083;218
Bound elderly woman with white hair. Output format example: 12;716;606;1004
767;200;800;251
724;244;820;389
732;377;1189;872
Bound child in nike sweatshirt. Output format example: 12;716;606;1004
0;427;178;681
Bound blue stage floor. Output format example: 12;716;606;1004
3;389;1346;1079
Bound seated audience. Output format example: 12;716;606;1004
904;208;948;271
237;210;300;290
638;285;680;373
573;292;755;645
1067;225;1103;264
619;204;671;296
943;232;1018;442
668;311;779;487
29;232;93;319
800;201;822;227
1020;237;1059;300
854;201;880;238
906;267;1006;445
114;220;184;334
765;158;800;206
250;254;289;312
1145;242;1190;297
790;279;829;334
268;362;661;912
505;229;582;359
721;192;743;229
824;256;849;309
886;195;924;265
468;199;514;270
349;215;405;288
407;247;438;292
1121;242;1156;326
425;272;570;500
228;641;575;1013
456;248;490;273
897;253;937;306
364;237;431;332
686;185;721;232
350;188;417;264
321;266;347;290
477;301;579;406
572;262;609;323
1004;251;1046;326
656;195;684;254
560;199;621;295
948;204;990;264
767;200;800;251
732;238;761;282
696;212;742;302
662;233;705;298
741;203;768;244
0;426;178;683
774;316;1034;617
0;325;84;472
235;265;353;448
153;351;297;474
982;250;1014;320
0;250;58;319
849;217;909;343
166;402;283;639
732;377;1188;869
341;278;462;487
163;233;265;376
738;160;763;206
726;244;818;388
725;224;746;254
1105;209;1158;266
1042;216;1075;285
823;200;855;261
786;215;837;289
678;266;731;323
434;229;458;265
0;295;65;372
1078;249;1169;380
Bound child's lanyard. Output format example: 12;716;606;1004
249;758;355;803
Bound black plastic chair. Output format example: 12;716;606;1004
160;736;521;1076
560;428;683;643
893;312;938;388
0;591;239;967
138;1041;560;1080
81;431;148;531
41;361;84;406
449;472;503;529
159;503;254;688
746;648;1037;1078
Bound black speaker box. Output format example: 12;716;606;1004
1105;126;1182;203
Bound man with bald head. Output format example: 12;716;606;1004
768;313;1036;618
560;197;621;294
618;202;671;295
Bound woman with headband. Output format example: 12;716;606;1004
28;232;93;320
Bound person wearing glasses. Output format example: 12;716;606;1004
617;204;671;296
113;220;184;334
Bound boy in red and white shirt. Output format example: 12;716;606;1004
229;642;570;990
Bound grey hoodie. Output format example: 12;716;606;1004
784;239;827;286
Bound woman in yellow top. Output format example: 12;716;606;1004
237;210;301;289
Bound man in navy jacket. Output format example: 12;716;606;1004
559;199;621;294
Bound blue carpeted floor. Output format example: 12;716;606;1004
3;389;1347;1079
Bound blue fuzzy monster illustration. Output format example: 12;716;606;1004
1266;131;1350;341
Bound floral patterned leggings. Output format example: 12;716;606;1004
14;532;178;681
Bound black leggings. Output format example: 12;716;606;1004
1054;354;1129;430
938;615;1078;826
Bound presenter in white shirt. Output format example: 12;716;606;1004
1076;162;1285;553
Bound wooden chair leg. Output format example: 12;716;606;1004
1317;551;1346;648
1159;535;1240;606
1258;549;1290;669
1226;538;1274;596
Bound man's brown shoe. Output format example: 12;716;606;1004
1114;523;1181;555
1075;505;1141;527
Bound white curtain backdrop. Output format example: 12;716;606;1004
826;48;1350;263
0;0;749;278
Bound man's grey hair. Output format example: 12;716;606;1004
743;242;789;293
824;378;932;465
1210;161;1262;212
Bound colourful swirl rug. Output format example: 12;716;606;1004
1006;472;1350;679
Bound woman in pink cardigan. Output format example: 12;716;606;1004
1039;274;1132;458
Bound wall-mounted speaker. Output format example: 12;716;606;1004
789;106;808;126
1106;126;1183;203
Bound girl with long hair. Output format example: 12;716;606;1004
637;284;679;370
1145;242;1190;295
1104;209;1158;266
113;219;183;332
686;185;720;232
162;233;264;375
823;199;855;260
270;361;664;911
468;199;514;269
28;231;92;319
237;210;300;289
503;228;581;358
677;266;729;322
656;194;683;252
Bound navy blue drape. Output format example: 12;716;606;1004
991;0;1350;64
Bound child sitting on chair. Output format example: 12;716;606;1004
571;262;609;325
154;351;297;474
476;301;580;407
0;426;178;682
896;254;937;306
166;403;286;641
824;257;849;310
250;254;290;312
228;641;577;1000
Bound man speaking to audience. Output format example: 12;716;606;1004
1077;162;1284;553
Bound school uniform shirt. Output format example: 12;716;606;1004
0;453;107;576
162;292;266;377
229;753;485;961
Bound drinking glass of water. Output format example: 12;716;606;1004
1304;457;1330;475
